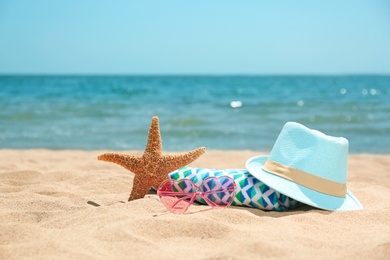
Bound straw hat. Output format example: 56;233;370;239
246;122;362;211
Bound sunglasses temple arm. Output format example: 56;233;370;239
167;193;197;210
202;197;220;207
159;192;190;196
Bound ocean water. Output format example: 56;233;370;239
0;75;389;153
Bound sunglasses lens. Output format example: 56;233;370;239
158;179;195;214
201;176;236;208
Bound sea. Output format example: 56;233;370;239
0;75;389;153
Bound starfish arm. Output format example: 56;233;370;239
158;147;206;176
128;174;152;201
144;116;162;156
97;153;143;174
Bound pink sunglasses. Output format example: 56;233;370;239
157;176;236;214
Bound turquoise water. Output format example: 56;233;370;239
0;75;389;153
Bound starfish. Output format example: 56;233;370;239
98;116;206;201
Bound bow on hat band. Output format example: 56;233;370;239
262;160;347;198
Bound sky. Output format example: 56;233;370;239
0;0;389;75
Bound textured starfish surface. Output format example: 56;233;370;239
98;116;206;201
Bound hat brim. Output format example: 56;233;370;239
246;155;363;211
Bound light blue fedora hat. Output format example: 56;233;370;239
246;122;362;211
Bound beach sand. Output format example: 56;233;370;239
1;149;389;259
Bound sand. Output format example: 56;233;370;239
1;149;389;259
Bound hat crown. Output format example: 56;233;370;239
268;122;348;184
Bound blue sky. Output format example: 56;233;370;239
0;0;389;75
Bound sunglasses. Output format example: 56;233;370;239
157;176;236;214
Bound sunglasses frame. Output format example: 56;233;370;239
157;176;236;214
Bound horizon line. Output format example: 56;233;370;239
1;73;390;77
